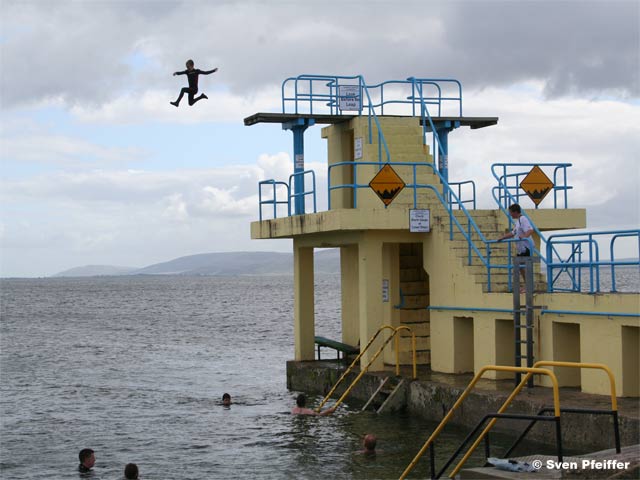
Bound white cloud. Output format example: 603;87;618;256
0;0;638;277
1;132;148;167
69;87;282;125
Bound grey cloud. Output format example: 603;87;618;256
1;0;637;110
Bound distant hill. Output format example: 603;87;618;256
53;265;138;277
51;250;340;277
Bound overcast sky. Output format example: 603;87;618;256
1;0;638;277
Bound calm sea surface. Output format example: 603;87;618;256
0;274;625;479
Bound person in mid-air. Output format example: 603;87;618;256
171;59;218;107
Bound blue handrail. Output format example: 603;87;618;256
546;229;640;293
288;170;317;215
258;180;290;221
491;163;572;210
327;160;505;286
491;163;640;293
449;180;476;210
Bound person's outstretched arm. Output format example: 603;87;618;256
318;406;337;416
173;70;187;76
201;68;218;75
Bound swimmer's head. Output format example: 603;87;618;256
124;463;138;479
363;434;377;452
296;393;307;408
222;393;231;406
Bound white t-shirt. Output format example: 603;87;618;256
512;215;533;254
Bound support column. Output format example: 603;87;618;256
340;245;359;346
283;118;315;215
294;242;314;360
358;235;385;371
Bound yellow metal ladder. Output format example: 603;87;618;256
315;325;417;413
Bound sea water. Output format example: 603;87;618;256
0;274;621;479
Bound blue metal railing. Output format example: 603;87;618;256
449;180;476;210
281;75;463;168
491;163;572;210
546;229;640;293
289;170;317;216
327;160;510;290
491;164;639;293
258;180;290;221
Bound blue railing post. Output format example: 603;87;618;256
283;117;315;215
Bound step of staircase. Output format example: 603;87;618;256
399;309;429;323
397;335;430;351
399;321;430;336
400;280;429;295
397;350;430;365
401;294;430;309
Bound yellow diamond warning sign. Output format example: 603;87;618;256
520;165;554;206
369;164;405;206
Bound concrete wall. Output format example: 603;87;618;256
287;361;640;452
254;114;639;398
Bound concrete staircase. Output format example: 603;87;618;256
396;243;431;365
436;210;547;293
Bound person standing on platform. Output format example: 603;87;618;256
498;203;534;293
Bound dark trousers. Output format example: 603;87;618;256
175;87;205;106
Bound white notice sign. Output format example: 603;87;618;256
338;85;361;112
410;209;430;232
382;279;389;302
354;137;363;159
295;154;304;169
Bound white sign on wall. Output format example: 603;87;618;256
410;209;431;232
382;279;389;302
354;137;363;160
338;85;361;112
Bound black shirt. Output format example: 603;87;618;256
176;69;215;90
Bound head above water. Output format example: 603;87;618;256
124;463;139;479
296;393;307;408
363;434;377;452
222;393;231;406
78;448;95;468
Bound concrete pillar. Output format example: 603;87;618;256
358;235;385;370
340;245;359;346
294;242;314;360
383;243;400;365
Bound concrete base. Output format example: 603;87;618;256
287;361;640;453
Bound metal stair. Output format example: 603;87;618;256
435;210;547;293
361;376;407;413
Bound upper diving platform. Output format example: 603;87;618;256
244;74;498;129
244;112;498;129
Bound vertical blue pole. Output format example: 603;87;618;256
436;127;449;183
283;118;315;215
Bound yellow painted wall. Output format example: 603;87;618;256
257;114;639;397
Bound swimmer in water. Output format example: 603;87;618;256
78;448;95;474
291;393;336;416
362;434;377;456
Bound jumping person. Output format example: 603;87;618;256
170;59;218;107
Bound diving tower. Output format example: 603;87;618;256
246;74;640;398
